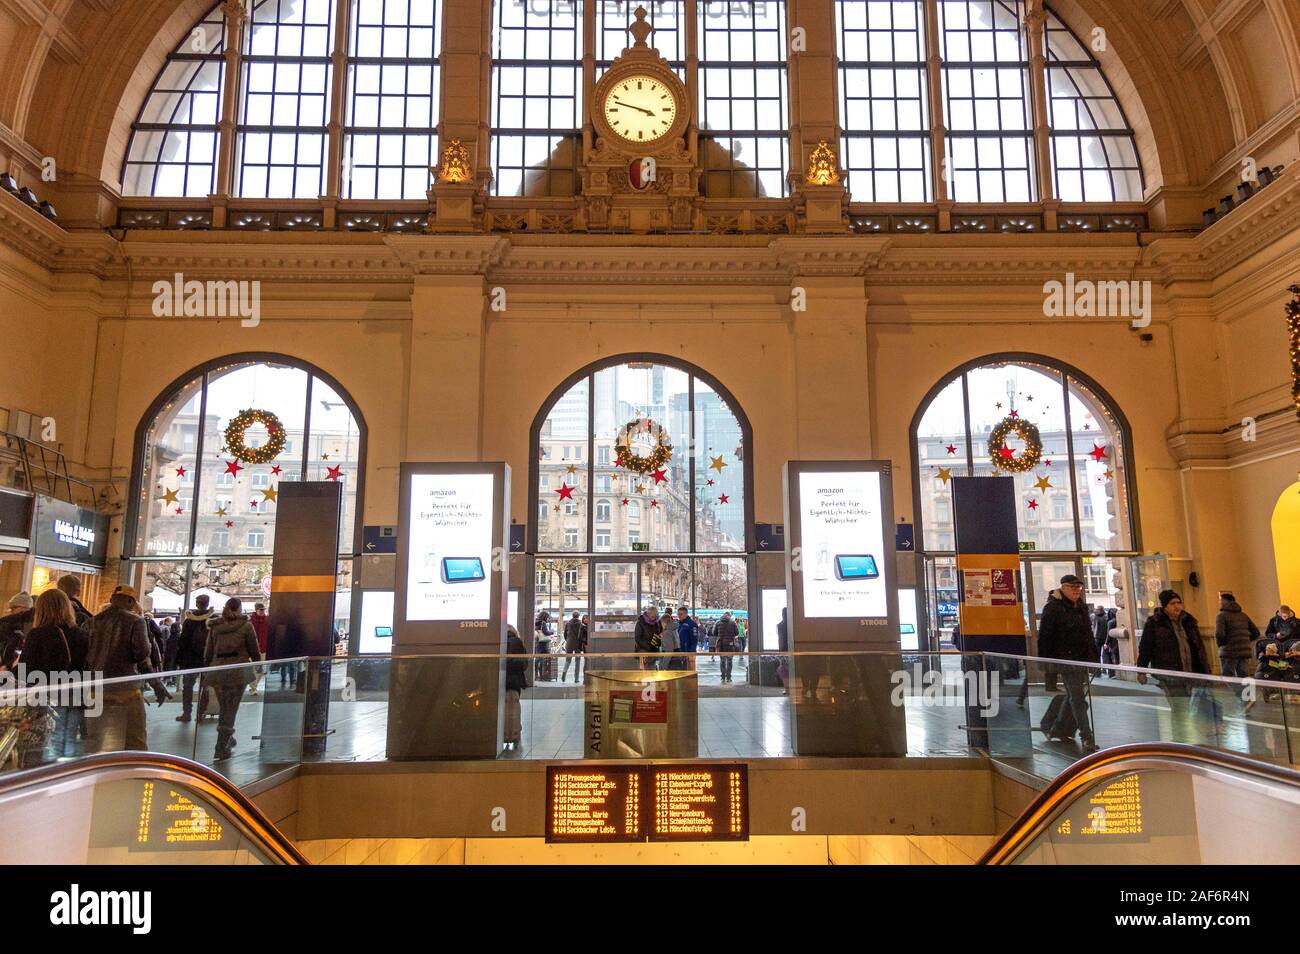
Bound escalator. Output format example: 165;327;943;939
0;752;306;865
980;742;1300;864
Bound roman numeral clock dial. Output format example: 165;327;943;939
602;75;677;144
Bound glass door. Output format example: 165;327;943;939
592;560;639;656
1021;558;1083;653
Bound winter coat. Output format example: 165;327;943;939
87;605;157;680
1214;602;1259;661
661;617;679;652
20;623;88;681
176;607;215;668
203;614;261;686
1254;634;1300;681
505;630;529;692
563;616;584;651
633;614;663;654
1037;590;1095;663
1265;614;1300;641
678;616;699;653
1137;608;1208;675
0;608;34;670
714;617;740;651
249;612;269;654
1092;609;1109;647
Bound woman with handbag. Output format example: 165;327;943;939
11;589;87;765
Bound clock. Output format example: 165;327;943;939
601;74;679;145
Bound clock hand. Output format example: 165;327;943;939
612;98;655;117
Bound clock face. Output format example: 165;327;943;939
602;75;678;144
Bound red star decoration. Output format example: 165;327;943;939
250;500;259;509
1009;409;1020;418
174;507;183;515
649;500;659;508
706;479;715;487
224;460;243;476
225;520;234;529
325;465;343;481
271;465;282;476
614;453;627;468
998;446;1016;460
555;483;575;501
1027;499;1039;510
719;494;730;504
621;498;629;506
945;445;957;455
1089;443;1108;462
175;466;187;477
1044;459;1052;467
650;468;668;484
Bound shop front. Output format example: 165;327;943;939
29;495;109;605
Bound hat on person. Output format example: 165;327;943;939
1059;574;1084;586
1158;589;1181;608
7;591;32;609
112;584;139;600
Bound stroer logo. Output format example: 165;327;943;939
50;885;151;934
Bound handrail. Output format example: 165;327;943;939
0;751;308;865
978;742;1300;865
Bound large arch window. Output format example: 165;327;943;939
530;357;752;633
835;0;1143;203
911;356;1133;555
124;0;442;200
129;357;364;615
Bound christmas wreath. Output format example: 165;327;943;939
224;408;286;464
988;415;1043;474
614;417;673;475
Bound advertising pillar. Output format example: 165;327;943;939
783;461;906;756
952;476;1031;753
386;462;510;759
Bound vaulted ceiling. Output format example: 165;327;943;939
0;0;1296;201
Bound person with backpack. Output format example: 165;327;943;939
175;594;215;722
203;597;262;761
84;585;169;752
1036;574;1098;752
1214;592;1259;678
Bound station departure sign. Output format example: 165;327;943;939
546;764;748;843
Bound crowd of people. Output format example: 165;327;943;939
0;578;269;767
531;606;748;681
1031;572;1299;753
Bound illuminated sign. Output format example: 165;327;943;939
545;764;749;843
797;471;888;620
90;779;242;853
1054;773;1146;842
32;495;107;567
404;473;494;622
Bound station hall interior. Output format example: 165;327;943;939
1;0;1300;868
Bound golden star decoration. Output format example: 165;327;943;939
260;486;278;503
158;488;180;505
566;464;578;475
709;455;728;473
635;483;647;495
215;506;228;517
1103;469;1114;481
937;468;952;484
1033;475;1053;492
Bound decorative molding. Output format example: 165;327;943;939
384;235;509;275
0;189;64;269
0;0;85;64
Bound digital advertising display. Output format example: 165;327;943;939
797;470;889;620
32;495;108;567
545;764;749;843
404;472;495;622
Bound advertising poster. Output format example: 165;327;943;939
797;470;888;620
963;569;993;607
405;472;494;622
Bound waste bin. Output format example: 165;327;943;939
583;668;698;758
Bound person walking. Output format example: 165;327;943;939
1214;592;1259;679
84;585;169;752
21;588;89;764
248;602;269;696
0;592;35;671
534;611;555;682
1091;606;1109;673
561;610;584;683
714;611;741;684
676;607;698;671
775;606;790;693
203;598;262;762
1137;590;1210;741
634;605;663;670
1036;574;1098;752
175;594;215;722
504;624;529;750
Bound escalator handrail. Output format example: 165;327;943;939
0;751;308;865
978;742;1300;865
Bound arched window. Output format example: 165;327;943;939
488;1;790;198
835;0;1142;203
531;357;751;635
911;355;1134;555
124;0;442;200
128;356;364;616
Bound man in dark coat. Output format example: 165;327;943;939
1037;574;1097;750
633;605;663;670
175;594;215;721
0;592;34;671
561;610;585;683
1137;590;1208;681
1214;592;1258;678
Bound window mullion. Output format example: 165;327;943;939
923;0;949;212
1023;0;1055;213
215;0;249;200
326;0;352;202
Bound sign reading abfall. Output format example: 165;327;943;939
545;764;748;844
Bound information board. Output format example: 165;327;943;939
1053;773;1147;842
404;472;495;622
90;779;243;853
796;470;889;620
545;764;748;843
